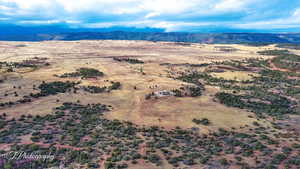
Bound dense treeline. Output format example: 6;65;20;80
160;63;210;67
216;91;297;118
34;81;78;97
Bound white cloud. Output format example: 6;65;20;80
214;0;253;11
0;0;243;17
10;0;52;9
141;0;200;13
84;19;216;32
18;19;80;25
145;12;160;19
0;5;11;11
292;8;300;18
234;7;300;30
55;0;141;14
19;19;61;24
0;0;299;32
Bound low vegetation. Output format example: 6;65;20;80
176;53;300;119
0;102;299;169
82;81;121;93
258;49;300;71
215;92;297;118
59;67;104;79
0;58;50;73
276;43;300;50
0;42;300;169
172;85;204;97
113;57;144;64
0;81;79;107
192;118;210;125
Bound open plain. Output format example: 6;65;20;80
0;40;299;169
0;40;274;129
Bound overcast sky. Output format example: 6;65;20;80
0;0;300;32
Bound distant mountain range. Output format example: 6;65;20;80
0;25;299;44
49;32;300;44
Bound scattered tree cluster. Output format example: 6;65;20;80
215;92;297;118
59;68;104;79
113;57;144;64
258;49;300;71
82;81;121;93
177;53;300;119
0;58;50;73
172;85;204;97
0;102;299;168
0;81;79;107
276;43;300;50
192;118;210;125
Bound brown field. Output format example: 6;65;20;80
2;40;299;169
0;40;277;132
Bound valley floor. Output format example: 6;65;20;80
0;40;299;169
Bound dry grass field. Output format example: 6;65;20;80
0;40;275;131
1;40;299;169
